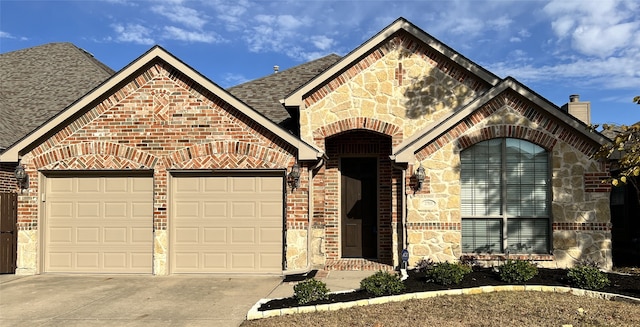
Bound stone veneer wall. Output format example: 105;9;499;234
302;32;486;269
410;91;612;269
13;61;304;275
300;31;488;146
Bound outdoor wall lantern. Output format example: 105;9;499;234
14;165;28;191
288;162;301;190
415;163;426;191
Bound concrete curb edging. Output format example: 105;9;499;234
246;285;640;320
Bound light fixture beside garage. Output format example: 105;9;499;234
14;165;28;192
288;162;300;190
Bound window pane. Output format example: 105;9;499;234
461;139;502;216
505;139;549;217
507;219;549;253
462;219;502;253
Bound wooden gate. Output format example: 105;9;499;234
0;192;18;274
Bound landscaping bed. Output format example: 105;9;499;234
259;267;640;311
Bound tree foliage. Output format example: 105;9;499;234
591;97;640;196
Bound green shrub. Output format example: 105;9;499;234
360;270;406;296
293;278;330;304
567;264;610;290
497;259;538;283
426;261;472;286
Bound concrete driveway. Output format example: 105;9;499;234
0;274;282;327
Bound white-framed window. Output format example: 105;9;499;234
461;138;550;254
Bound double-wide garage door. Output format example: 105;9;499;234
171;174;283;273
44;175;153;273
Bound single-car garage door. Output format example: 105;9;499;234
44;174;153;273
171;174;283;273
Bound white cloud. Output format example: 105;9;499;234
162;26;224;43
151;3;209;30
0;31;15;39
487;51;640;89
310;35;335;51
543;0;640;57
111;23;155;45
222;72;249;87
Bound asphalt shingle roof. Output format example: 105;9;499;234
0;42;114;151
227;54;341;126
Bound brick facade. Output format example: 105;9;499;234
0;163;17;193
12;60;304;274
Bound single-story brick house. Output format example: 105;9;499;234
0;18;613;275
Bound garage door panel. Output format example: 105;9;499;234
232;202;256;218
45;176;152;273
49;228;73;243
50;202;73;219
232;178;257;192
78;178;101;192
203;228;226;243
77;202;101;218
171;175;283;273
77;227;100;243
232;253;256;269
231;228;255;243
203;202;226;217
175;202;200;218
104;203;127;218
260;228;281;244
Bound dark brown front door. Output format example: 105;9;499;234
0;192;18;274
341;157;377;258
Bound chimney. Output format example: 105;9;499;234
562;94;591;125
273;65;279;74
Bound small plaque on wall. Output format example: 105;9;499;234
420;198;437;210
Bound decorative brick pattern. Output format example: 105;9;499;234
553;222;612;231
313;117;403;149
416;90;600;160
324;258;394;271
407;222;461;230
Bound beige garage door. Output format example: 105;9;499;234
171;174;283;273
44;175;153;273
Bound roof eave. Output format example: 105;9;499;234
0;46;323;163
393;78;609;163
283;17;501;108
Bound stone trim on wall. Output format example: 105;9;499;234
303;31;491;107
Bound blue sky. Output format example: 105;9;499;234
1;0;639;126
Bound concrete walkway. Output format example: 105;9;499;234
0;271;374;327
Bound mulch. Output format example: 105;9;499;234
259;267;640;311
